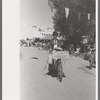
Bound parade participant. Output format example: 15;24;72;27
49;31;65;77
49;31;58;50
49;31;58;76
49;31;59;75
75;46;81;57
50;31;63;51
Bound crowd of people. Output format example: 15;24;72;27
68;43;96;69
19;38;51;50
47;32;95;77
20;31;96;70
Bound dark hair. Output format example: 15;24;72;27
53;31;58;37
57;59;61;62
49;49;52;54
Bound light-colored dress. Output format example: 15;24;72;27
48;54;53;64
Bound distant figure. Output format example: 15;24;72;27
75;46;81;57
69;44;74;55
88;48;95;69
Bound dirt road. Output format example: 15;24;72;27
20;47;96;100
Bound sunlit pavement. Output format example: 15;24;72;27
20;47;96;100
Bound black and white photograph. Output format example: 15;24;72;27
20;0;97;100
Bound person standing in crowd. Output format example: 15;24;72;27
69;45;72;55
75;45;81;57
69;44;75;56
88;48;95;69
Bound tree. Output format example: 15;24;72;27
52;0;68;37
87;15;95;45
49;0;95;46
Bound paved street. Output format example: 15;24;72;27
20;47;96;100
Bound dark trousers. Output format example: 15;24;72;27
51;59;58;76
48;64;52;73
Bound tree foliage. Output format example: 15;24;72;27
51;0;95;46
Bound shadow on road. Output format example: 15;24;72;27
86;66;96;69
44;72;66;78
77;67;95;77
31;57;39;60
